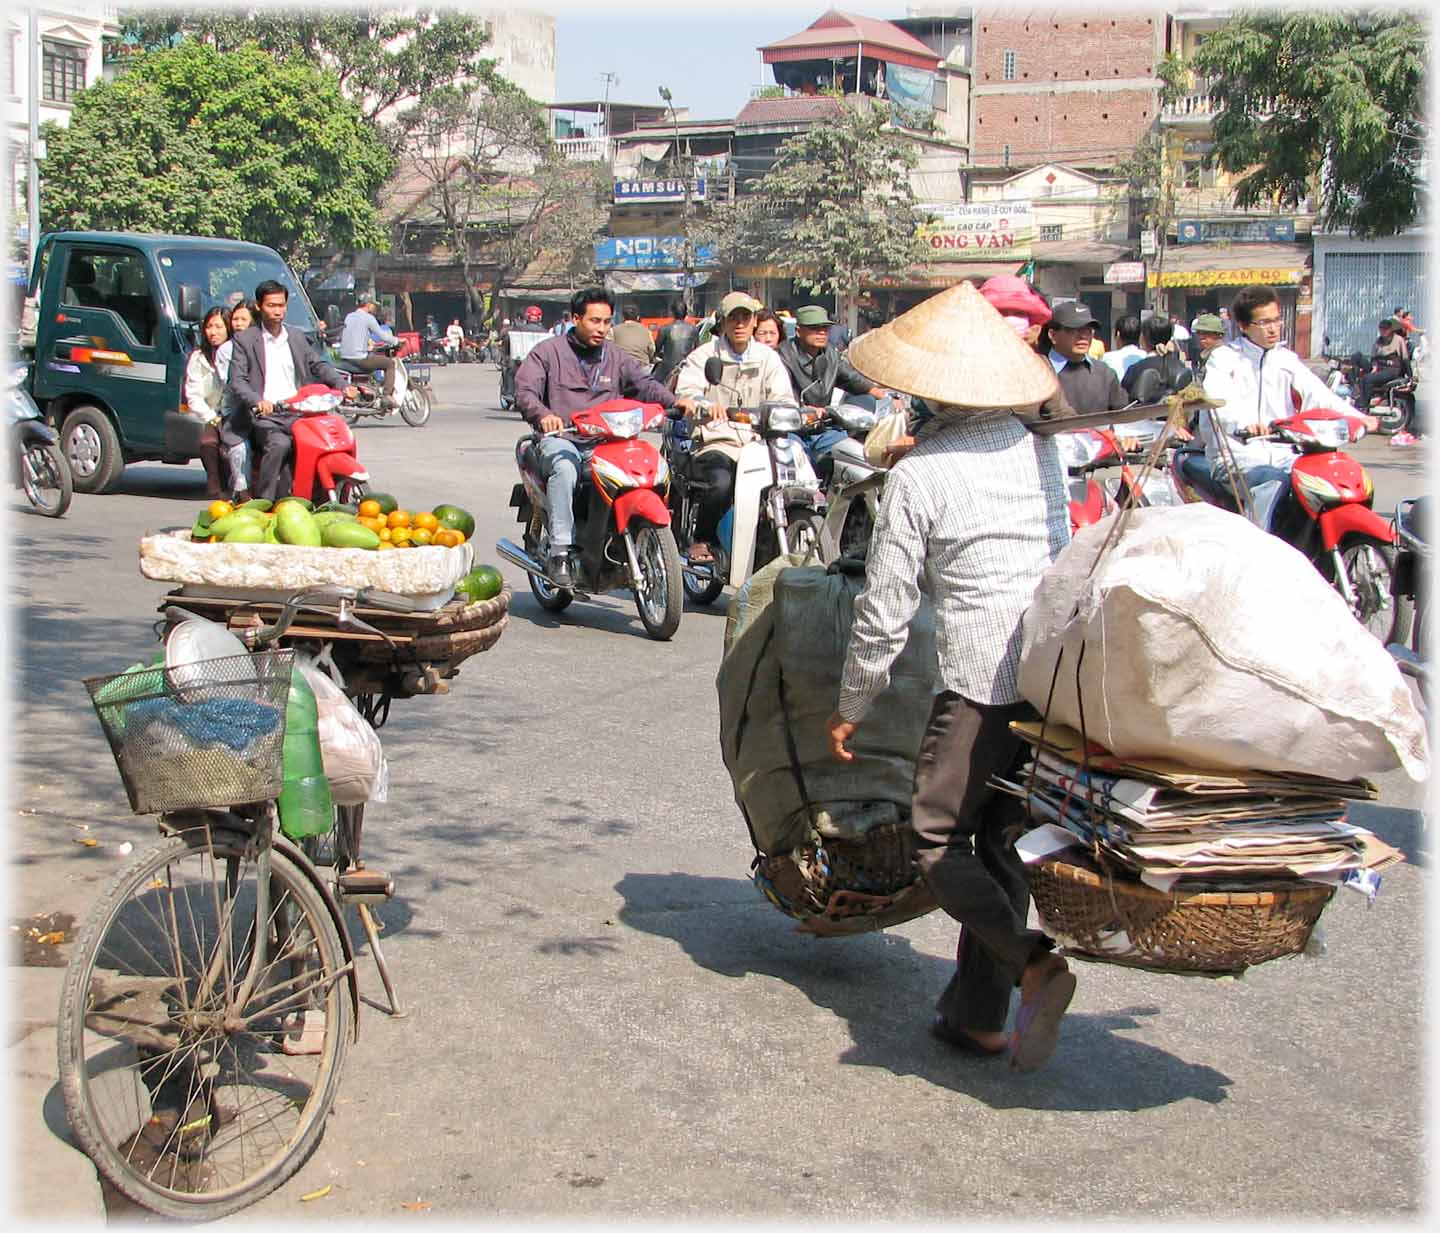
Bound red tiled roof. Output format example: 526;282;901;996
734;95;849;128
760;9;940;67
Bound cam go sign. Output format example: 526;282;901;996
917;202;1033;260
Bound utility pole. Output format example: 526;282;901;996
598;71;619;147
659;85;693;314
27;7;41;268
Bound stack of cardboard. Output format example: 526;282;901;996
1000;721;1405;893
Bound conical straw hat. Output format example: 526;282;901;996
849;281;1059;410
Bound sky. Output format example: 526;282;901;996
551;1;914;125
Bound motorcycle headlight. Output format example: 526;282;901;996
1308;419;1349;447
763;403;803;434
599;408;643;439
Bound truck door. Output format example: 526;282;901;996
37;244;176;454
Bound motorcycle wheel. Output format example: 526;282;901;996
1335;535;1404;643
632;522;683;640
1375;396;1412;437
335;476;368;506
22;440;73;516
784;507;825;562
525;527;573;612
683;567;725;605
836;502;873;562
399;386;433;428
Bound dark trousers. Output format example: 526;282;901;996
252;410;301;501
912;692;1051;1035
350;353;396;396
690;450;735;543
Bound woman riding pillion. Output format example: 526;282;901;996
513;287;702;588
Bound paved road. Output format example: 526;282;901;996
8;363;1427;1222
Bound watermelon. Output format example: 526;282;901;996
455;565;502;602
433;503;476;539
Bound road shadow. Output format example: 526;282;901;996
615;870;1233;1113
114;467;210;501
1345;801;1428;867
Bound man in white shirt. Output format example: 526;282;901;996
227;280;356;499
1200;284;1375;529
1100;315;1145;380
673;291;794;561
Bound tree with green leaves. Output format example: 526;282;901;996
394;84;607;320
40;40;393;264
1189;9;1426;236
702;101;932;299
111;7;496;139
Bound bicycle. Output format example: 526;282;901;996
60;584;418;1219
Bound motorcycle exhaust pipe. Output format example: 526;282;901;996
496;537;546;576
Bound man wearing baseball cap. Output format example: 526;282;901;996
1041;301;1129;415
1191;313;1226;381
776;304;888;474
674;290;795;563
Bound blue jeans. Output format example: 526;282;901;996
799;425;848;476
535;435;594;550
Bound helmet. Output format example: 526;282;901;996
524;305;543;322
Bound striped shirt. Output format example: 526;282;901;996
838;413;1070;721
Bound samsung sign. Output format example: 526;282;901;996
614;178;707;204
594;236;716;270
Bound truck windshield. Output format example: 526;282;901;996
155;247;320;334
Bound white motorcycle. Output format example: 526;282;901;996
666;357;827;604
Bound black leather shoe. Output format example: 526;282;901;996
548;553;574;589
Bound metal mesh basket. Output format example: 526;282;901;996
85;650;293;815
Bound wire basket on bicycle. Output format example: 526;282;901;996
84;650;294;815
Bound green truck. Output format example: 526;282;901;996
18;231;325;493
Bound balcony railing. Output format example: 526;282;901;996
555;137;615;163
1162;91;1220;121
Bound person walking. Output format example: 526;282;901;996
611;303;657;368
826;282;1078;1073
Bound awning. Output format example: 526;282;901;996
1032;240;1131;266
604;271;711;294
1147;242;1311;288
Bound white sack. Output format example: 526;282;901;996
298;658;387;804
1019;502;1428;782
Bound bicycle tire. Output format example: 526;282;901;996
58;827;351;1220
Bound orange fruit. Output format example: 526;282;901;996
410;528;433;546
378;526;392;542
387;510;411;528
390;527;412;546
432;528;457;548
413;512;439;532
358;499;382;518
207;500;234;521
376;540;396;551
207;534;220;543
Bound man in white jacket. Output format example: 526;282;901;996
1200;284;1375;529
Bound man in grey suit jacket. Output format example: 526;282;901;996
226;279;356;499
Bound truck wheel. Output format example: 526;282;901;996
61;405;125;494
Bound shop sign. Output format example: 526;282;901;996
916;201;1033;260
594;236;716;270
614;178;706;204
1176;219;1296;244
1104;261;1146;285
1147;267;1306;289
1140;230;1157;256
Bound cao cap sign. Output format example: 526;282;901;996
1104;261;1146;285
917;202;1033;260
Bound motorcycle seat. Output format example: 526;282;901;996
333;357;369;376
1381;375;1414;391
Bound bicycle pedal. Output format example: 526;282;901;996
337;869;394;899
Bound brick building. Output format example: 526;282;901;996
969;11;1165;169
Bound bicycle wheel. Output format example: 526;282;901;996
58;826;352;1220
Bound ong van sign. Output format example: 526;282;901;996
917;202;1034;260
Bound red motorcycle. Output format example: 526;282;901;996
497;398;684;640
1061;426;1179;531
1170;408;1400;641
280;384;371;505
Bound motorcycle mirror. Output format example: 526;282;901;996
177;284;204;323
703;357;725;386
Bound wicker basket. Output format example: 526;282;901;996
1026;854;1335;975
753;823;938;936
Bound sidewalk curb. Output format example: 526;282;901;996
8;965;107;1225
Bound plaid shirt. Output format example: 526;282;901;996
838;414;1070;722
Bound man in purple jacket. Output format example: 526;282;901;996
516;286;703;586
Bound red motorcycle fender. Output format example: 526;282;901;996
613;488;670;533
1317;503;1396;553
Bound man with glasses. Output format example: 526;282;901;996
1199;284;1375;530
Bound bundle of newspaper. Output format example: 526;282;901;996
999;721;1405;894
